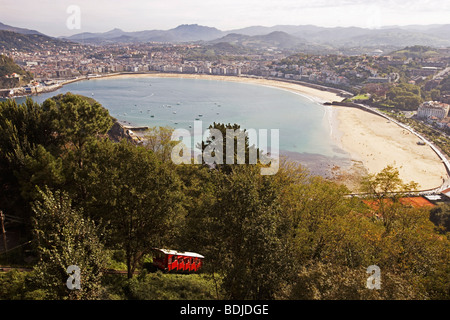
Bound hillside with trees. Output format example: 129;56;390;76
0;93;449;300
0;54;32;89
0;30;71;52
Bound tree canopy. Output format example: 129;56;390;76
0;95;448;300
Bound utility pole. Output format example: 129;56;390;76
0;211;7;253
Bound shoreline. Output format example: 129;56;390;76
334;105;449;191
5;72;449;191
109;72;448;191
4;72;344;105
88;72;346;104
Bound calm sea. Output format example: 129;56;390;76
11;76;350;175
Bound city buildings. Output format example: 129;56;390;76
417;101;450;120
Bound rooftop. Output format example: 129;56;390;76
153;248;205;259
420;101;450;109
363;196;436;211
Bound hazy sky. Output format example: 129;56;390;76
1;0;450;36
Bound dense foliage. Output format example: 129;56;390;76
0;54;32;89
0;30;70;52
0;94;449;300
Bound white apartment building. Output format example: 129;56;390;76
417;101;450;120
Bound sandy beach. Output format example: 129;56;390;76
91;72;449;191
334;106;448;191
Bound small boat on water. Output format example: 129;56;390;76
198;114;203;117
151;115;154;118
173;111;177;114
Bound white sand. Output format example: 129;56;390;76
334;106;448;190
93;72;448;190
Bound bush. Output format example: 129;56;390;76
125;272;217;300
0;270;50;300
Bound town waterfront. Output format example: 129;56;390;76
13;75;351;176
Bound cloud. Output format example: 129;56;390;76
0;0;449;36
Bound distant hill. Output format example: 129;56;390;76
183;41;255;60
420;24;450;41
338;28;450;48
210;31;307;50
2;21;450;52
0;54;32;89
209;33;251;45
0;30;72;51
389;45;442;58
0;21;44;36
64;24;224;44
168;24;223;41
63;23;450;51
230;25;450;48
228;24;324;37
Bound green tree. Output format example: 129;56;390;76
281;172;383;299
430;203;450;233
31;187;107;300
76;139;183;278
289;262;427;300
143;126;178;163
385;83;423;110
200;122;268;175
42;93;113;167
14;145;66;203
430;89;441;101
283;165;450;300
376;206;449;299
0;94;112;220
200;164;295;299
359;165;418;232
0;98;60;220
358;166;449;299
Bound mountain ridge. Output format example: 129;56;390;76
60;23;450;49
2;21;450;50
0;30;73;51
0;21;45;36
63;24;224;44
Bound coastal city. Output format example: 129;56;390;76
3;41;450;98
1;22;450;222
2;34;450;164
